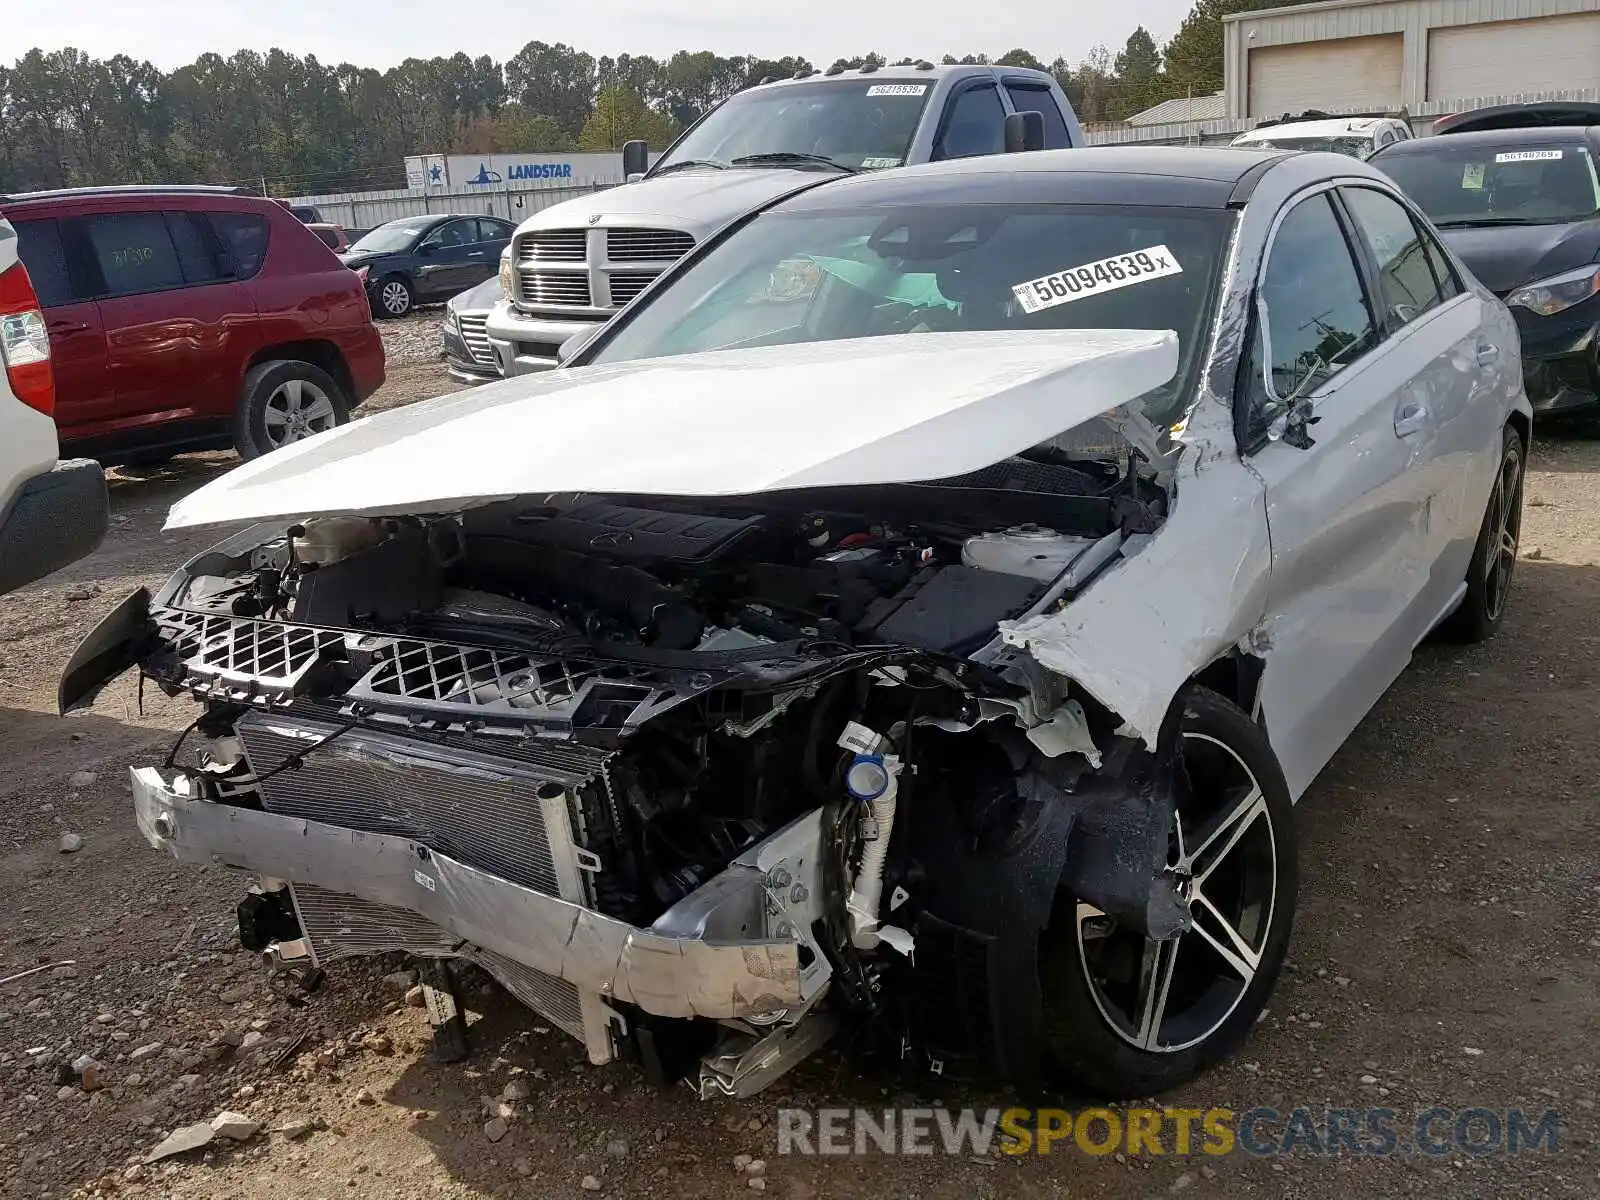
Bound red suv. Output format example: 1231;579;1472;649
0;185;385;463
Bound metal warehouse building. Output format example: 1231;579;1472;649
1223;0;1600;118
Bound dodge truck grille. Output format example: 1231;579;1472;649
606;228;694;262
516;272;593;307
518;230;587;262
607;272;657;306
236;712;607;897
289;883;586;1041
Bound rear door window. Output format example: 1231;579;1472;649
164;212;227;285
83;212;185;297
207;212;270;280
1003;83;1072;148
11;218;77;307
1339;187;1449;327
476;218;513;243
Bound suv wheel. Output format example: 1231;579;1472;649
374;275;414;318
234;360;350;461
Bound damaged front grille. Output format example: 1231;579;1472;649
289;884;586;1042
237;712;607;896
146;605;715;736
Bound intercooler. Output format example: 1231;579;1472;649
235;710;621;1059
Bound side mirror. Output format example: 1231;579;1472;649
557;327;599;366
1005;111;1046;154
622;140;650;179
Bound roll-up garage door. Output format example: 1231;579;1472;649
1248;34;1403;118
1427;14;1600;103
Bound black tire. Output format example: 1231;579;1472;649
1440;424;1524;644
372;274;414;319
1040;686;1298;1099
233;359;350;461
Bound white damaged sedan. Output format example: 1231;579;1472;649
61;148;1529;1100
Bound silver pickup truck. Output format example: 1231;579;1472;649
485;63;1084;374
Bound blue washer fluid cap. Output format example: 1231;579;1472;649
845;754;890;801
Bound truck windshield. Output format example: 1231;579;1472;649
651;80;936;174
587;202;1234;428
1376;140;1600;227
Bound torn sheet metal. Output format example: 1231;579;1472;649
132;767;806;1020
998;441;1272;750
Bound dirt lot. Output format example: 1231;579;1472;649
2;334;1597;1199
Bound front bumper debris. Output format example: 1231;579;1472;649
131;766;811;1022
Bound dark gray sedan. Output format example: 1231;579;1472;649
340;214;515;318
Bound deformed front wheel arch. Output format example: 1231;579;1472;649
1038;685;1298;1099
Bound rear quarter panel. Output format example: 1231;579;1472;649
0;220;60;514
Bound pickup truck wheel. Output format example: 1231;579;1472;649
234;360;349;461
374;275;414;318
1039;687;1297;1099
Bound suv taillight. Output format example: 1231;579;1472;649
0;261;54;416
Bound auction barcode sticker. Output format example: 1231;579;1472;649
1495;150;1563;163
1012;245;1183;314
866;83;928;97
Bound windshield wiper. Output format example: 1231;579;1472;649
729;152;858;173
1433;216;1558;228
650;158;728;176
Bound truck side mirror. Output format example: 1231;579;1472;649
1005;111;1046;153
622;140;650;180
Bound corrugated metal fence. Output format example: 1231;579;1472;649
286;180;619;233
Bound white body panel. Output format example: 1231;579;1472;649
0;221;58;518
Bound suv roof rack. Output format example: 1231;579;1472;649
0;184;252;205
1433;100;1600;135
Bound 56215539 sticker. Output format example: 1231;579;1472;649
865;83;927;97
1012;245;1183;314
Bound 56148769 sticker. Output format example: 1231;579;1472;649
1012;245;1183;314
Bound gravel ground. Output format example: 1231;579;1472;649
376;310;450;371
1;367;1596;1199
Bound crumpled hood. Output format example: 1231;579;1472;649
164;329;1178;531
1439;219;1600;295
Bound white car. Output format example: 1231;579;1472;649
63;148;1528;1101
0;216;106;595
1232;113;1413;159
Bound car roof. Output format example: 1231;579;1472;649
1374;125;1597;156
747;62;1055;91
773;147;1296;212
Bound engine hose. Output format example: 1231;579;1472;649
845;757;902;949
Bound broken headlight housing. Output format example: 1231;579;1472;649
1505;263;1600;317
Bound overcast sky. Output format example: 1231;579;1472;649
22;0;1194;72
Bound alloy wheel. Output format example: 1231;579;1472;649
1075;731;1278;1054
381;281;411;315
262;378;337;449
1483;443;1523;623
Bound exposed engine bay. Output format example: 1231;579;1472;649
67;446;1194;1097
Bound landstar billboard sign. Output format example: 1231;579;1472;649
404;151;656;191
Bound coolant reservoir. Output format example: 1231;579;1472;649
294;516;388;566
962;524;1095;582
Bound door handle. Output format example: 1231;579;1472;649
468;251;485;257
1394;401;1429;437
49;320;89;334
1475;340;1499;366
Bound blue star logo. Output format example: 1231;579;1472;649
429;164;443;183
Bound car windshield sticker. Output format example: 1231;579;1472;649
866;83;928;97
1012;246;1183;314
1495;150;1563;163
861;156;904;169
1462;163;1486;190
